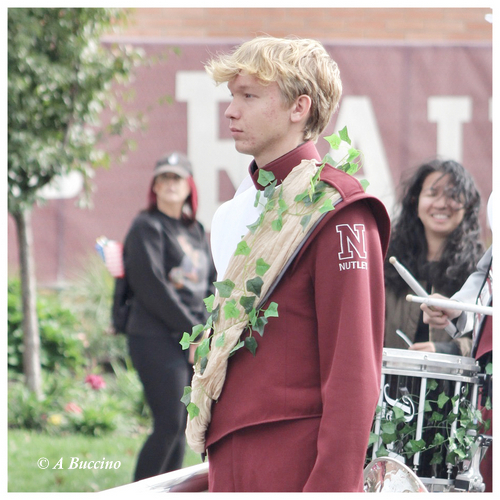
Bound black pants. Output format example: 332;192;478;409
128;333;191;481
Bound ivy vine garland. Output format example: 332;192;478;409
367;373;491;474
180;127;365;419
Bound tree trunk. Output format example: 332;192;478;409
13;208;42;398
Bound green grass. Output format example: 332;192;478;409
8;429;203;492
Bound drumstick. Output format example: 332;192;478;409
389;256;457;336
406;294;493;316
396;329;414;347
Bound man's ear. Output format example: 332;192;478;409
290;95;312;124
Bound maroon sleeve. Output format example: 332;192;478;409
303;200;385;492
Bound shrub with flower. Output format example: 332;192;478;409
64;402;83;414
85;374;106;390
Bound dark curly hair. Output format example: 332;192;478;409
385;159;484;297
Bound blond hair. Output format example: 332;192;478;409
205;36;342;142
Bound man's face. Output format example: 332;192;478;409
225;73;297;167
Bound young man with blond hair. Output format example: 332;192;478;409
185;36;390;492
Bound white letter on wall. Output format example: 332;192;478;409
176;71;251;229
428;96;472;162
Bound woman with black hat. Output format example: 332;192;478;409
123;152;216;481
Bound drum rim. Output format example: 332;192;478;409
382;348;481;375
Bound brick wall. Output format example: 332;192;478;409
122;8;492;42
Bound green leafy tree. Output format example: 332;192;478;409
8;8;143;397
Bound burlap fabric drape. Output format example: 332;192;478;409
186;159;342;453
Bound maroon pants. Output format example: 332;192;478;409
207;417;321;492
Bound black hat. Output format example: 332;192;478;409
154;152;192;178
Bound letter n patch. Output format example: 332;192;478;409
336;224;367;262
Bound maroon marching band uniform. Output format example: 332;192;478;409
206;142;391;491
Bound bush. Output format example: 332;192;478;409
8;254;147;437
8;254;130;374
61;254;129;369
8;367;148;437
8;278;87;373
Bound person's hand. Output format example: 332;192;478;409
421;293;461;328
409;341;436;353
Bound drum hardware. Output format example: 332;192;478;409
368;349;488;492
383;384;415;422
453;434;492;492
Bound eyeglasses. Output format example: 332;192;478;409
420;186;465;210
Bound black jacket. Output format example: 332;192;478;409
124;209;216;338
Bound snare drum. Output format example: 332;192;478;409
369;348;481;491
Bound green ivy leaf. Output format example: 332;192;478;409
247;213;264;233
318;198;335;214
255;258;270;276
204;315;213;331
254;190;261;208
405;439;426;455
239;295;256;314
324;131;341;150
294;189;309;203
381;432;397;444
437;392;450;409
264;180;277;199
265;198;276;211
229;340;245;355
264;302;279;318
179;332;191;350
381;421;397;435
191;323;205;338
234;240;251;256
203;294;214;312
245;336;258;356
300;214;312;231
360;179;370;191
376;445;389;458
180;386;192;406
215;332;225;348
187;402;200;419
199;356;208;375
195;338;210;363
430;411;444;423
257;169;275;187
252;315;268;336
368;432;379;446
322;153;337;167
338;126;351;145
392;406;405;422
277;198;288;216
246;276;264;297
212;304;220;324
431;433;446;447
223;299;240;320
430;451;444;465
428;379;438;391
271;216;283;231
247;307;257;327
214;279;235;298
347;147;360;162
485;396;492;411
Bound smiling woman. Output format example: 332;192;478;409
384;158;484;356
417;171;466;259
